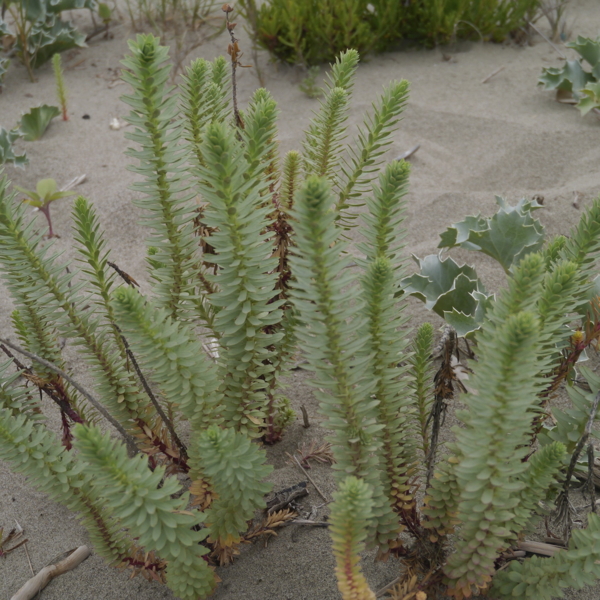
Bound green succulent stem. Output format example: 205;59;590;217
290;176;398;547
52;53;68;121
303;50;358;184
0;409;132;567
330;477;376;600
197;425;272;546
196;121;283;437
121;35;198;322
410;322;435;456
74;425;216;600
72;196;128;360
336;81;409;226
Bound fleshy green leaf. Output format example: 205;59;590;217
539;60;594;99
401;254;492;335
0;128;27;167
565;35;600;68
438;196;545;272
577;81;600;116
19;105;61;141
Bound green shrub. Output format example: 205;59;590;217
238;0;541;65
0;36;408;598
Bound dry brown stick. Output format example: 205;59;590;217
291;455;329;503
517;540;563;557
291;519;329;526
481;65;506;83
300;405;310;428
527;20;566;59
10;546;91;600
375;576;401;597
115;326;187;458
107;261;139;287
0;338;139;456
0;344;80;421
223;4;244;130
23;543;34;577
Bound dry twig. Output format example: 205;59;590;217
0;524;28;558
10;546;91;600
294;440;335;469
527;20;566;58
481;65;506;84
115;327;188;461
266;481;308;513
289;454;329;503
243;509;297;544
0;338;138;456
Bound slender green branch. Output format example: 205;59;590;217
0;338;138;455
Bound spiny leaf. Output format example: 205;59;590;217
438;196;545;272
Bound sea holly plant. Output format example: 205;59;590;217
438;196;545;273
0;128;27;168
539;34;600;116
0;0;100;82
401;254;493;337
0;29;414;598
401;196;545;336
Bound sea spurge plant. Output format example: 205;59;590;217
0;409;132;568
52;53;68;121
409;323;435;456
289;175;400;549
4;27;600;600
121;34;199;323
443;310;544;595
330;477;377;600
0;359;43;421
302;49;359;182
73;425;216;600
196;121;284;437
336;79;409;225
492;512;600;599
197;426;272;550
112;286;221;435
179;55;231;173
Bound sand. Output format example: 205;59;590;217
1;0;600;598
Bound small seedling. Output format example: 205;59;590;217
299;65;322;98
52;54;68;121
14;178;76;238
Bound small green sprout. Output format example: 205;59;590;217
52;54;68;121
14;179;76;238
